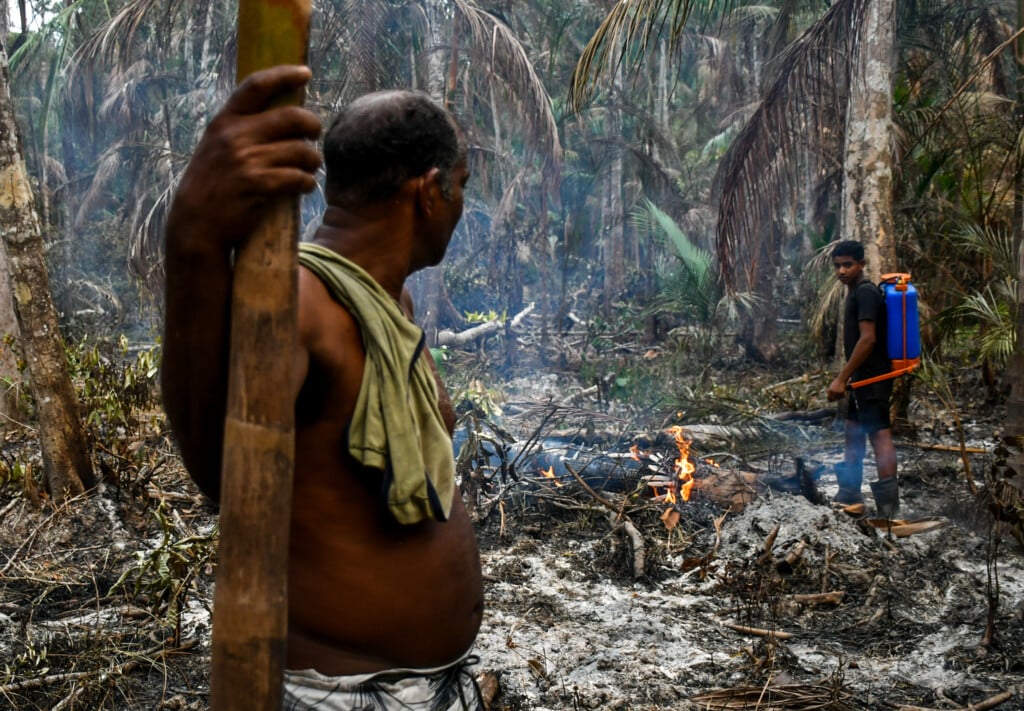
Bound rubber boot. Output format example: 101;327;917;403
833;462;864;505
870;477;900;520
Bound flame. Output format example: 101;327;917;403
540;466;562;487
651;485;677;505
667;426;696;502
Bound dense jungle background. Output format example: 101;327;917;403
1;0;1024;709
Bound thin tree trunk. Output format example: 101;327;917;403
603;66;625;316
0;237;26;427
0;47;93;500
841;0;896;278
414;0;451;344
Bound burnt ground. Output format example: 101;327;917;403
1;356;1023;710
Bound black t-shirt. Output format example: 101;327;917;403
843;278;891;383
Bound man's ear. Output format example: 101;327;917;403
415;167;443;214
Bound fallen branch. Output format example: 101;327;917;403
436;304;535;348
755;524;781;565
436;319;502;348
0;639;199;696
787;591;845;605
723;623;795;639
564;463;619;514
146;488;201;505
896;689;1014;711
691;682;852;708
509;302;535;329
911;443;987;454
775;540;806;576
612;513;646;579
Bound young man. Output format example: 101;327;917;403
161;66;484;709
827;240;899;518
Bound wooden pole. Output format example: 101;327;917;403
209;3;311;710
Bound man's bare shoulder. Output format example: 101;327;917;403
298;266;361;349
295;266;365;424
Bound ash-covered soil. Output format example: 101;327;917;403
1;381;1023;710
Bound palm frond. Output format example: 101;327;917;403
949;224;1016;281
74;145;124;229
715;0;867;293
950;279;1016;367
453;0;563;183
569;0;730;110
644;199;714;287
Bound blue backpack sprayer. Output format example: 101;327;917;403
851;273;920;389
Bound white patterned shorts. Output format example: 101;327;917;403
282;654;482;710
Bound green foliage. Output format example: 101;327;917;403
456;379;506;418
464;309;507;324
108;502;216;642
67;335;161;441
2;637;48;682
637;199;757;370
931;226;1018;372
947;279;1016;369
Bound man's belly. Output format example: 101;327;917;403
285;476;483;675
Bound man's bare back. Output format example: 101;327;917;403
286;266;482;674
161;66;484;687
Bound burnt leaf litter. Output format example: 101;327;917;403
1;336;1023;710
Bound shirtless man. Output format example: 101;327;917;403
161;66;484;709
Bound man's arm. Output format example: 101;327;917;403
161;66;322;500
827;320;877;401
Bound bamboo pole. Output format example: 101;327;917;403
209;3;311;710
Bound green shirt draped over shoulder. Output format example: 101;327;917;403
297;242;456;525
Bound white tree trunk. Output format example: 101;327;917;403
840;0;896;281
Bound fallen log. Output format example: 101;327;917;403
436;319;501;347
694;468;757;511
436;304;535;347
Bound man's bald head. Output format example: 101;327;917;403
323;90;464;208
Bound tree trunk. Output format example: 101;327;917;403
0;47;94;500
412;0;450;344
602;67;625;317
841;0;897;279
602;152;624;317
0;237;27;427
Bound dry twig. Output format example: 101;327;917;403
722;622;795;639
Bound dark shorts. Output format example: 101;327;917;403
848;381;892;434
